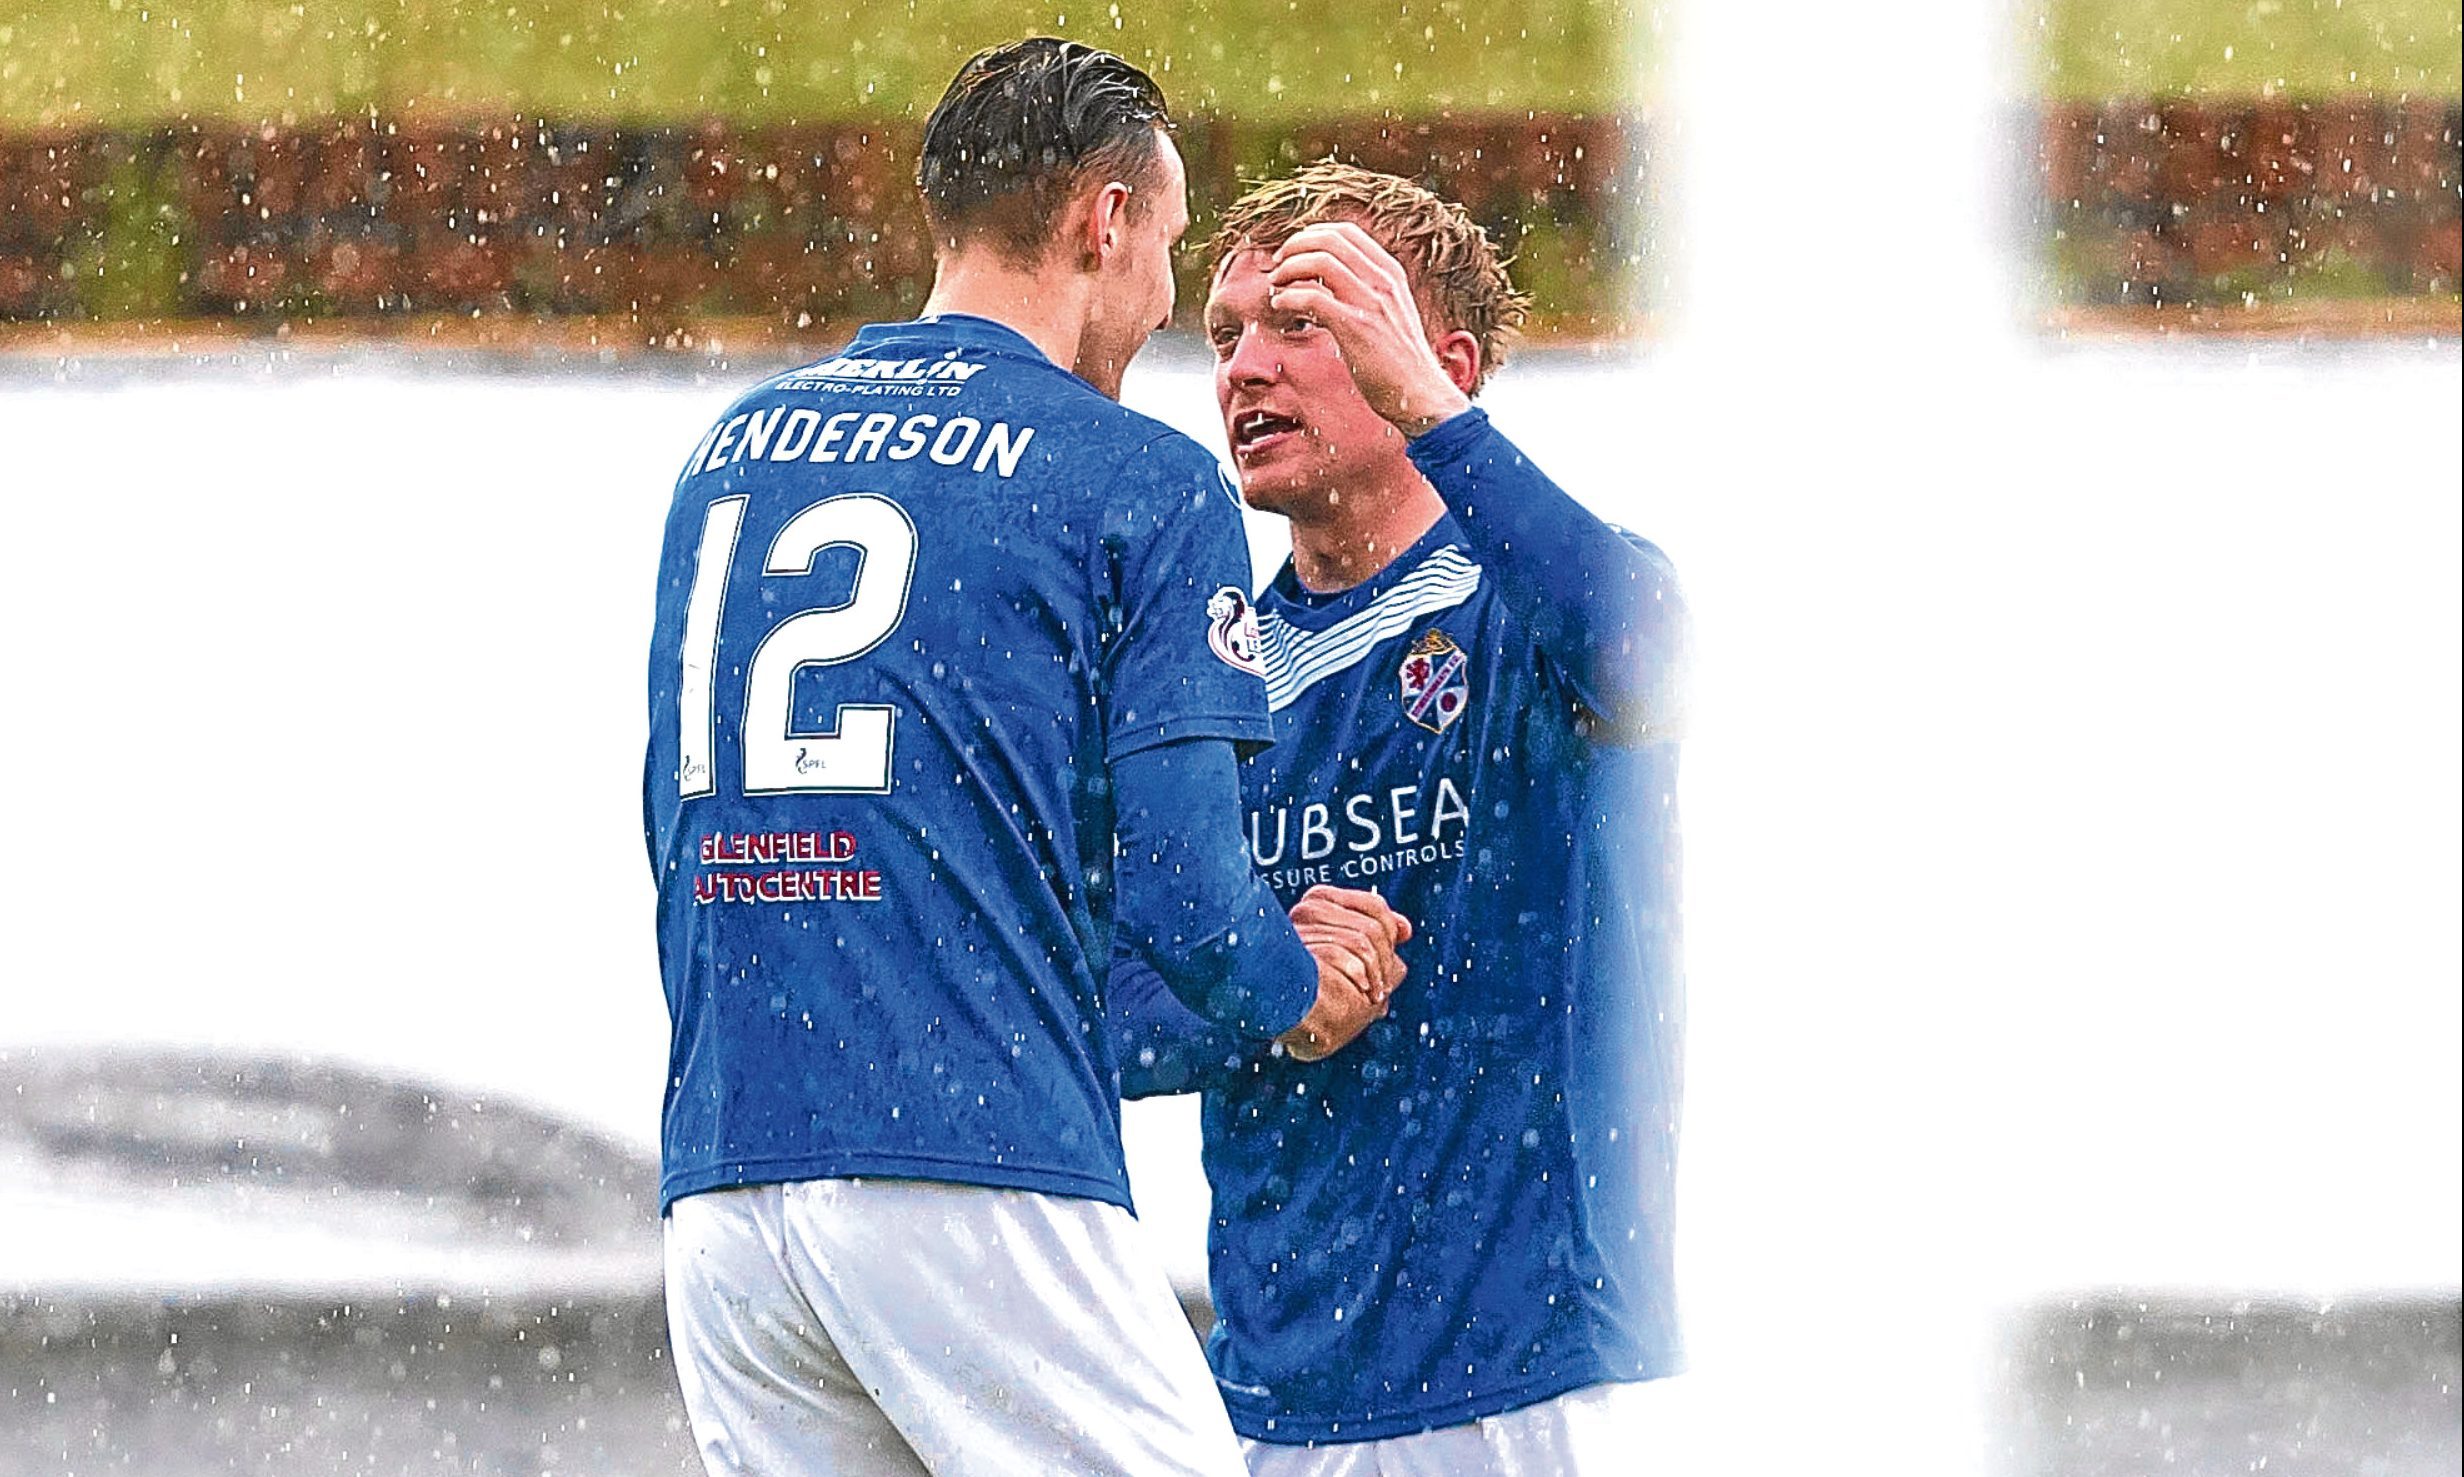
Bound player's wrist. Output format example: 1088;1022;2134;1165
1248;920;1324;1042
1393;385;1473;440
1402;404;1492;467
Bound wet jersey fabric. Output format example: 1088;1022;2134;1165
1114;409;1689;1444
645;313;1308;1216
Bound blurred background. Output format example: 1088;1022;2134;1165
1;2;2456;1474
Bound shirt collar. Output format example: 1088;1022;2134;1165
848;313;1053;366
1266;513;1466;624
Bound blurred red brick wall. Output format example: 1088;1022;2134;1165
2040;98;2460;305
0;115;1643;331
7;102;2449;331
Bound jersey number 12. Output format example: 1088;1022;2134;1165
677;492;917;797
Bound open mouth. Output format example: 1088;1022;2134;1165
1230;408;1304;458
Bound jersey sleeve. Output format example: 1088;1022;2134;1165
1110;737;1317;1041
1099;434;1278;761
1111;950;1262;1097
1408;407;1689;741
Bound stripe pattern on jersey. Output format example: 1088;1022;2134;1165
1259;547;1484;713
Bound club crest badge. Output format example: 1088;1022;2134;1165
1206;586;1267;678
1398;629;1470;733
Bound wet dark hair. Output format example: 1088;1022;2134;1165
916;38;1173;261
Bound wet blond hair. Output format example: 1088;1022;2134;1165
1207;159;1530;393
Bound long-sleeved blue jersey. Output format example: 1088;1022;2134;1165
1115;408;1688;1444
644;314;1315;1218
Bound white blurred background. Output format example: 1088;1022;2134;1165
2;1;2457;1470
3;342;2455;1470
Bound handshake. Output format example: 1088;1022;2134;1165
1278;885;1413;1062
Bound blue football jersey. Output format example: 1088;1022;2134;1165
644;314;1281;1214
1116;410;1688;1443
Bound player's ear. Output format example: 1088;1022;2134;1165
1431;328;1481;396
1082;179;1135;270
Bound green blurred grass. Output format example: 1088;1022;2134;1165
2040;0;2460;98
6;0;2451;132
0;0;1647;129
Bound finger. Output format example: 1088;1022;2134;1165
1309;926;1393;1008
1267;253;1382;318
1354;886;1414;946
1277;222;1414;299
1281;229;1419;315
1290;900;1374;942
1292;891;1376;931
1298;928;1374;995
1303;886;1409;948
1280;1017;1330;1062
1294;897;1410;994
1267;247;1369;292
1324;916;1390;973
1290;890;1382;939
1260;276;1347;327
1259;281;1346;339
1300;884;1390;917
1266;256;1379;315
1288;883;1344;919
1271;224;1361;271
1311;944;1368;997
1296;883;1367;909
1361;938;1403;1005
1295;888;1407;1009
1317;935;1390;1010
1308;935;1378;999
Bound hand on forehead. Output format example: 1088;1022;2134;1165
1245;217;1474;435
1212;220;1400;289
1265;221;1442;336
1271;220;1413;286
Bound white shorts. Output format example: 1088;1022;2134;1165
1239;1379;1673;1477
663;1177;1247;1477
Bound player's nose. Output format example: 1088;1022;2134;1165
1221;323;1278;384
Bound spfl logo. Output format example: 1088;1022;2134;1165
1207;586;1267;678
1398;629;1469;733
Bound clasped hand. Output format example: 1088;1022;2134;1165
1278;885;1413;1062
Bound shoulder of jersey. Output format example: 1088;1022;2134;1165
1118;424;1247;505
1607;521;1679;574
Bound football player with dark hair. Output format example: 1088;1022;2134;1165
645;47;1408;1476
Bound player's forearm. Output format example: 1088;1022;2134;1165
1111;739;1318;1040
1408;407;1688;736
1109;955;1255;1098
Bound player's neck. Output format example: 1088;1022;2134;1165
919;256;1091;381
1286;474;1446;595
